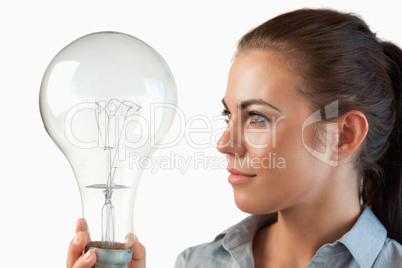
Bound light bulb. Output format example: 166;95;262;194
39;32;177;267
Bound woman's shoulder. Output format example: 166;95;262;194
173;235;232;268
334;206;401;267
173;214;277;268
374;237;402;267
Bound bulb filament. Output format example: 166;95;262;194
94;99;140;248
101;188;115;248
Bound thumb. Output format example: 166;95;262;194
126;235;146;268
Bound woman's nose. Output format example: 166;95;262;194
217;120;247;157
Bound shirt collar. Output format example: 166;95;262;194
218;213;277;266
337;206;387;268
217;207;387;268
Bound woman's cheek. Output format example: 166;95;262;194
244;130;276;150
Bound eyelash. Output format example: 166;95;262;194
221;109;231;123
248;111;270;124
221;109;270;125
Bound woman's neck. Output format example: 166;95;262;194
253;169;362;268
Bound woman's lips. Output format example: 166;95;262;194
227;168;256;185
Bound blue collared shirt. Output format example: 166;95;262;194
174;207;402;267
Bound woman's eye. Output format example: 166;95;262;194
221;109;231;123
249;112;270;125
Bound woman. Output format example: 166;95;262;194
67;8;402;267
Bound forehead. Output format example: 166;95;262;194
225;51;306;111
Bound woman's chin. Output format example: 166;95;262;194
233;191;278;215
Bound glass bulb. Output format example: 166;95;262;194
39;32;177;267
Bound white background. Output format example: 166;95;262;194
1;1;401;267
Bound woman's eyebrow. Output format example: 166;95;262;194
222;98;229;109
221;98;282;113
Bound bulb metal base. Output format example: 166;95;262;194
89;246;132;268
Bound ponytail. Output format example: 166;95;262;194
372;42;402;243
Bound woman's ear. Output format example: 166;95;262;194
336;110;368;161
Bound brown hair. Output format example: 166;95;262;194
237;8;402;243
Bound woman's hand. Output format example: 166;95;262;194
66;219;96;268
67;219;146;268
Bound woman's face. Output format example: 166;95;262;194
217;51;333;214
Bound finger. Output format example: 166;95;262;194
75;218;91;244
67;231;86;268
75;219;83;233
72;250;96;268
75;218;88;234
127;235;146;268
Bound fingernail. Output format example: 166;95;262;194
134;235;143;246
83;251;91;261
